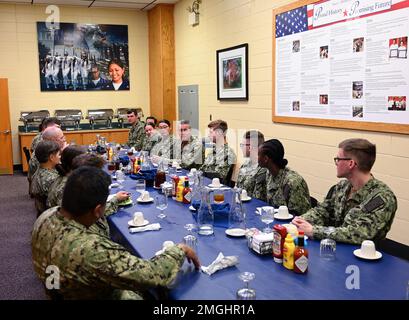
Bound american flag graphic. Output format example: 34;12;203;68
275;6;310;38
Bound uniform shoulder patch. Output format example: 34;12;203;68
363;196;385;213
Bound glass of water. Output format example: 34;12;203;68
260;208;274;233
155;193;168;219
116;170;125;188
135;179;146;194
320;226;336;260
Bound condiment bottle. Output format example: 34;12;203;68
176;177;185;202
172;175;180;199
182;178;192;204
273;224;287;264
294;231;308;274
283;234;295;270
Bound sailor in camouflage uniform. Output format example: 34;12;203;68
30;117;61;153
31;141;61;215
141;122;162;154
176;120;204;170
32;167;200;300
259;139;311;216
292;138;397;245
151;120;180;163
126;109;145;150
200;120;237;184
236;130;267;200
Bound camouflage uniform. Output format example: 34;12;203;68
46;176;119;237
127;121;145;151
302;176;397;244
141;132;162;154
178;136;205;170
151;135;180;163
236;159;268;200
31;133;42;152
265;167;311;216
32;207;186;300
31;167;60;214
28;154;40;187
200;143;237;183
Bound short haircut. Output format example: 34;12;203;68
127;109;137;116
60;145;87;174
244;130;265;146
35;140;60;164
158;119;171;127
62;166;111;217
145;122;155;129
180;120;191;128
40;117;61;131
72;153;106;170
146;116;157;125
338;138;376;172
260;139;288;169
208;120;228;133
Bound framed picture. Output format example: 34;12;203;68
216;43;248;100
37;22;129;91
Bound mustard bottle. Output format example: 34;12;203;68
176;177;185;202
283;234;295;270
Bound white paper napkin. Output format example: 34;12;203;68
201;252;239;275
129;223;161;233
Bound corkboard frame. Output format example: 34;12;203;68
272;0;409;135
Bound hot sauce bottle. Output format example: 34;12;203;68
294;231;308;274
182;178;192;204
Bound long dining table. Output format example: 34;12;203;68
107;170;409;300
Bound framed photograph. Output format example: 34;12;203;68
37;22;129;91
216;43;248;100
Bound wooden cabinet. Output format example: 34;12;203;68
19;128;129;172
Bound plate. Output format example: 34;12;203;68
225;228;246;237
241;196;251;202
128;219;149;227
118;199;133;206
353;249;382;260
189;205;196;211
137;197;154;203
274;213;294;220
208;183;224;188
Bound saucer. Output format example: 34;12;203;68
274;213;294;220
128;219;149;227
353;249;382;260
208;183;224;188
189;205;196;211
109;183;120;189
118;199;133;206
137;197;154;203
225;228;246;237
241;196;251;202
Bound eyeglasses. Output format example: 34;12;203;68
334;157;352;165
240;143;251;147
159;125;169;129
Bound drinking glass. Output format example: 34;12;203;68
135;179;146;194
116;170;125;188
260;208;274;233
236;272;256;300
320;226;337;260
155;194;168;219
183;225;198;253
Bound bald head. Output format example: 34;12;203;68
42;126;67;150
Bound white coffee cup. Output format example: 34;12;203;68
212;177;221;187
360;240;377;258
133;212;145;226
163;240;175;250
241;189;248;199
190;168;197;174
172;161;179;168
141;190;150;201
278;205;290;218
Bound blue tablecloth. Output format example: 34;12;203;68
107;170;409;300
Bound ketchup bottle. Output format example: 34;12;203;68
272;224;287;264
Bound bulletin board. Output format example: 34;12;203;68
272;0;409;134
